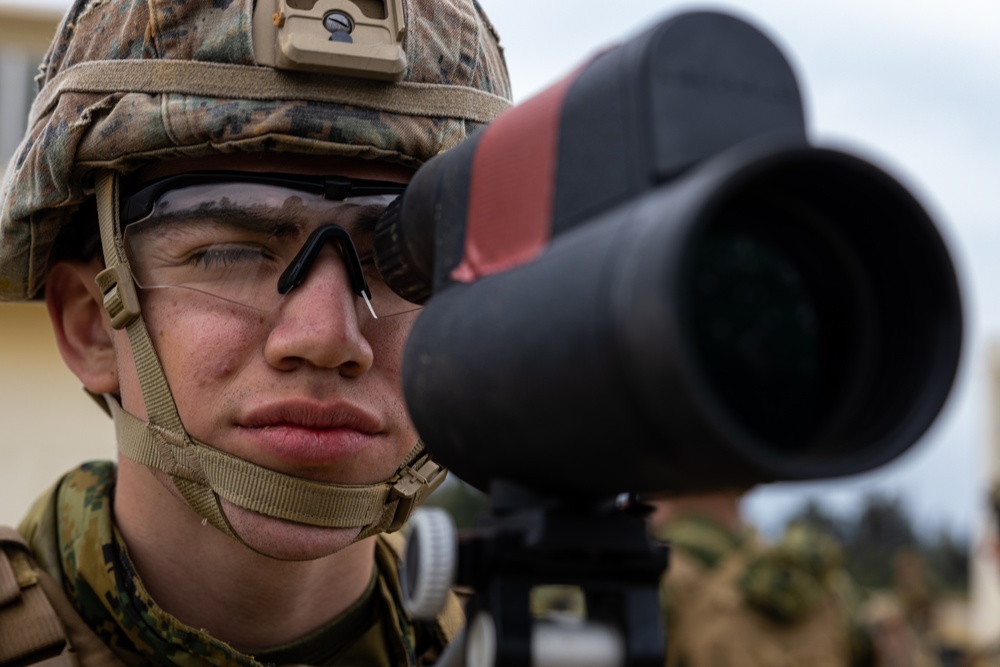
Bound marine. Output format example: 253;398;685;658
0;0;510;664
650;491;872;667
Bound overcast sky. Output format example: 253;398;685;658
17;0;1000;538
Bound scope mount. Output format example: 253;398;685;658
422;481;669;667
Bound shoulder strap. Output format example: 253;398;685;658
0;527;125;667
375;533;466;655
0;527;75;666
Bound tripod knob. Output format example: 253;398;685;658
402;507;458;619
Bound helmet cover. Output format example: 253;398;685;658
0;0;512;300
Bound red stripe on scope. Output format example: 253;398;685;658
450;69;582;283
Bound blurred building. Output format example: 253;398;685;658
0;5;57;161
970;343;1000;645
0;4;115;528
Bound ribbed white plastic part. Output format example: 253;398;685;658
465;612;626;667
402;507;458;620
532;618;625;667
466;612;497;667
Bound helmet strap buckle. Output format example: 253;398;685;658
95;264;142;329
387;457;447;532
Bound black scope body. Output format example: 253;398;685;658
373;11;963;498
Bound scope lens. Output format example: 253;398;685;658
686;197;864;448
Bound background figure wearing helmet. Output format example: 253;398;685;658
0;0;510;664
650;490;876;667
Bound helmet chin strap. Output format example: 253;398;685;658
90;170;446;555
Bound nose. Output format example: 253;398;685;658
264;247;374;375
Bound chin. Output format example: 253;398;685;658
221;499;365;561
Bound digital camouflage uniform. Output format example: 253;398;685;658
0;0;511;664
658;515;873;667
10;462;456;667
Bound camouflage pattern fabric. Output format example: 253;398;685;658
659;515;871;667
655;513;745;570
0;0;512;301
739;522;847;623
17;461;441;666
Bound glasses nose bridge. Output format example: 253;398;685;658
278;224;371;300
297;239;349;282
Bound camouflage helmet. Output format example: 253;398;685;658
0;0;511;556
0;0;512;300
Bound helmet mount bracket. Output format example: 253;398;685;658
253;0;407;81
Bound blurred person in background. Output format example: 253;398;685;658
649;489;875;667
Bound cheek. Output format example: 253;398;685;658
368;319;411;381
368;319;417;433
145;297;262;392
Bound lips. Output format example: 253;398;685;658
240;401;382;432
235;401;384;467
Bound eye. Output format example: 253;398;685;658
189;243;275;269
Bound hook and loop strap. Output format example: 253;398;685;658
95;171;237;540
110;397;445;530
31;60;512;128
0;528;70;665
94;172;187;438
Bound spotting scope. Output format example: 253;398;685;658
373;10;963;499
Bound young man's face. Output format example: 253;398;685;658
112;158;420;559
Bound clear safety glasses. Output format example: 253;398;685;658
120;172;418;319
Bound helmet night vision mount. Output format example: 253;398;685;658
253;0;406;80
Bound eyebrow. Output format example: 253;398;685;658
136;203;306;237
128;199;390;238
